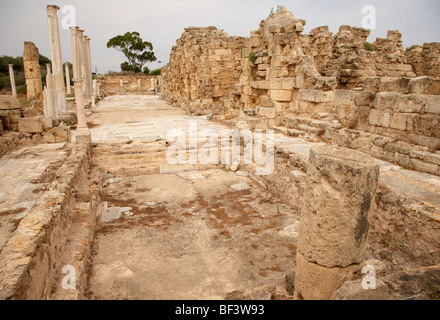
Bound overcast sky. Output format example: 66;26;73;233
0;0;439;74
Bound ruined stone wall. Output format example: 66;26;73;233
321;28;416;89
97;75;159;97
162;27;247;115
162;6;440;175
23;42;43;101
406;43;440;79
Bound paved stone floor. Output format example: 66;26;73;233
82;94;440;299
85;95;299;299
0;143;69;252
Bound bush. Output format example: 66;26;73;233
248;52;256;64
364;42;373;52
149;68;161;76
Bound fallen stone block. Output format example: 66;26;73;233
18;118;43;134
330;279;390;300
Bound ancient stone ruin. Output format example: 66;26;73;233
0;5;439;302
162;6;440;177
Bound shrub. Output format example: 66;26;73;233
364;42;373;52
149;68;161;76
248;52;256;64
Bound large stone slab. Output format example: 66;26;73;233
298;145;380;268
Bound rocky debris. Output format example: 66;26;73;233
226;285;293;301
330;279;390;300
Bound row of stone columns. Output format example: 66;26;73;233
44;5;67;119
43;5;92;142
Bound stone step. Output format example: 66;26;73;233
285;116;340;130
297;124;325;136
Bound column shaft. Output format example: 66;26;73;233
8;64;17;98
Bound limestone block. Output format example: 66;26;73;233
270;90;292;102
40;116;53;130
294;252;360;300
410;150;440;166
330;279;389;300
18;118;43;134
281;78;295;90
260;96;274;108
425;95;440;114
355;92;375;106
298;146;380;268
369;109;391;127
394;152;411;168
0;95;22;110
42;132;56;143
298;89;334;103
410;158;439;175
390;113;407;131
376;93;426;113
269;78;282;90
335;90;355;106
259;107;276;119
408;77;433;94
400;95;427;113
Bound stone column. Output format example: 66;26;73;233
65;63;71;94
8;64;17;98
46;64;51;75
46;5;67;115
294;145;380;300
85;37;93;99
70;26;90;142
46;5;62;76
23;42;43;100
78;30;88;98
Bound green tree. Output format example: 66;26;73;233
107;31;157;73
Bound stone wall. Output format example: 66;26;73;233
162;26;247;115
321;28;416;89
406;43;440;79
97;75;160;97
161;6;440;176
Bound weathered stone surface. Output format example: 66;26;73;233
0;95;21;110
294;252;360;300
42;132;56;143
23;42;43;101
425;95;440;114
298;145;380;268
18;118;43;133
270;90;292;102
330;279;390;300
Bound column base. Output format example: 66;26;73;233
75;126;91;144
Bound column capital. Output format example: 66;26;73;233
46;5;60;15
72;77;83;83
